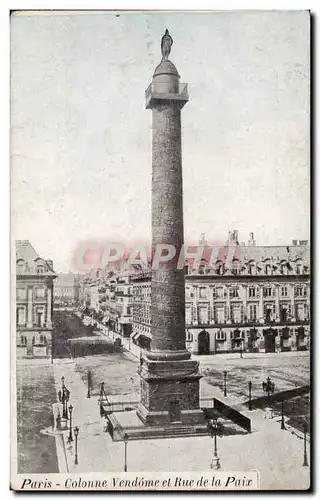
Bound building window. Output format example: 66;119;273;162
213;287;224;299
232;260;241;275
186;288;194;299
248;287;256;298
17;307;26;326
248;262;256;275
35;310;44;327
198;307;208;325
295;287;303;297
231;305;243;324
232;329;244;340
216;330;226;341
17;288;27;299
215;306;225;324
263;287;272;298
216;263;224;275
280;263;288;275
19;335;27;346
280;307;289;322
186;330;193;342
249;304;257;322
199;287;207;299
36;288;45;299
265;264;272;275
296;303;306;321
280;286;288;297
185;306;192;325
264;303;276;322
230;287;240;299
37;265;45;274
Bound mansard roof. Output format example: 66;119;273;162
186;244;310;267
16;240;57;276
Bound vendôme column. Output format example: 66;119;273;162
137;31;204;427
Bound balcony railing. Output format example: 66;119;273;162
145;82;188;100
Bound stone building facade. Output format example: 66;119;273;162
79;270;133;337
53;272;80;308
16;240;57;358
131;234;310;355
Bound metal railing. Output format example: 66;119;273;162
145;82;188;99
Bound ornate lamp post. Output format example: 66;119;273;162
303;422;308;467
223;371;227;397
58;376;70;420
68;405;73;442
124;433;129;472
248;381;252;411
74;426;79;465
207;413;223;470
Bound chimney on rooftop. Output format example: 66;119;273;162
228;230;239;246
199;233;207;246
46;259;53;271
248;232;256;246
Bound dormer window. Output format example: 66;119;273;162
280;263;288;275
248;262;256;275
37;264;45;274
265;264;271;275
17;260;25;273
216;262;224;275
232;260;241;275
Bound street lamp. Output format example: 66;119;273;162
281;400;286;430
303;422;308;467
68;405;73;442
58;378;70;420
87;369;92;398
248;381;252;411
74;426;79;465
223;371;227;397
207;413;223;470
124;433;129;472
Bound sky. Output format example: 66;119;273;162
10;10;310;272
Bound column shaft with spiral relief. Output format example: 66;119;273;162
137;34;204;427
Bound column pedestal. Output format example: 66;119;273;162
136;356;204;426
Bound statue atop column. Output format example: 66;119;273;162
161;29;173;61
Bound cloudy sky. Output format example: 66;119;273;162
11;10;310;272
